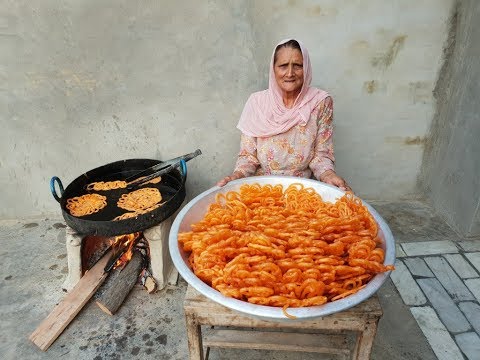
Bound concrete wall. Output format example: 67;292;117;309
0;0;455;218
420;0;480;238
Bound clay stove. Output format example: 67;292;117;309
62;214;178;292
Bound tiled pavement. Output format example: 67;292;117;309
391;240;480;360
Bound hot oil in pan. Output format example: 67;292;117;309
76;171;181;221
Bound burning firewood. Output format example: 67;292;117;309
95;249;143;316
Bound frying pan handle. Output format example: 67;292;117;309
180;159;187;185
50;176;64;203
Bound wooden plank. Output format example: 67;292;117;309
185;285;383;317
203;329;351;356
184;287;382;331
29;250;113;351
191;312;367;331
185;312;204;360
352;318;380;360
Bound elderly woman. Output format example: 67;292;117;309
218;39;350;191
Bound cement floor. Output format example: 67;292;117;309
0;199;472;360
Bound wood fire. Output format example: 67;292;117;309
30;231;158;351
110;232;141;269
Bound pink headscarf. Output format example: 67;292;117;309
237;38;329;137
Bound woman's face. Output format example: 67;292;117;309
273;47;304;96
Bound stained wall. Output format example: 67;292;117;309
0;1;457;218
419;0;480;238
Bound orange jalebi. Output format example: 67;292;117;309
66;193;107;217
113;203;162;221
117;187;162;212
178;183;394;316
86;176;161;191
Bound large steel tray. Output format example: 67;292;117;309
169;176;395;321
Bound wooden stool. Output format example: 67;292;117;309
184;285;382;360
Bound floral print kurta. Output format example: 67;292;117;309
234;97;335;180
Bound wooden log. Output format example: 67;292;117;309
29;250;113;351
139;268;158;294
95;250;143;315
144;276;158;294
94;267;122;299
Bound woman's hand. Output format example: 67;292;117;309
319;170;352;192
216;171;245;187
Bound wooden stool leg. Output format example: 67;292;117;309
352;319;379;360
185;312;204;360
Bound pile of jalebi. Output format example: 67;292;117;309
113;203;161;221
178;183;394;318
114;187;163;221
66;193;107;217
86;176;161;191
86;180;127;191
117;187;162;212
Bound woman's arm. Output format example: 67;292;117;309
309;97;351;191
217;134;260;186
